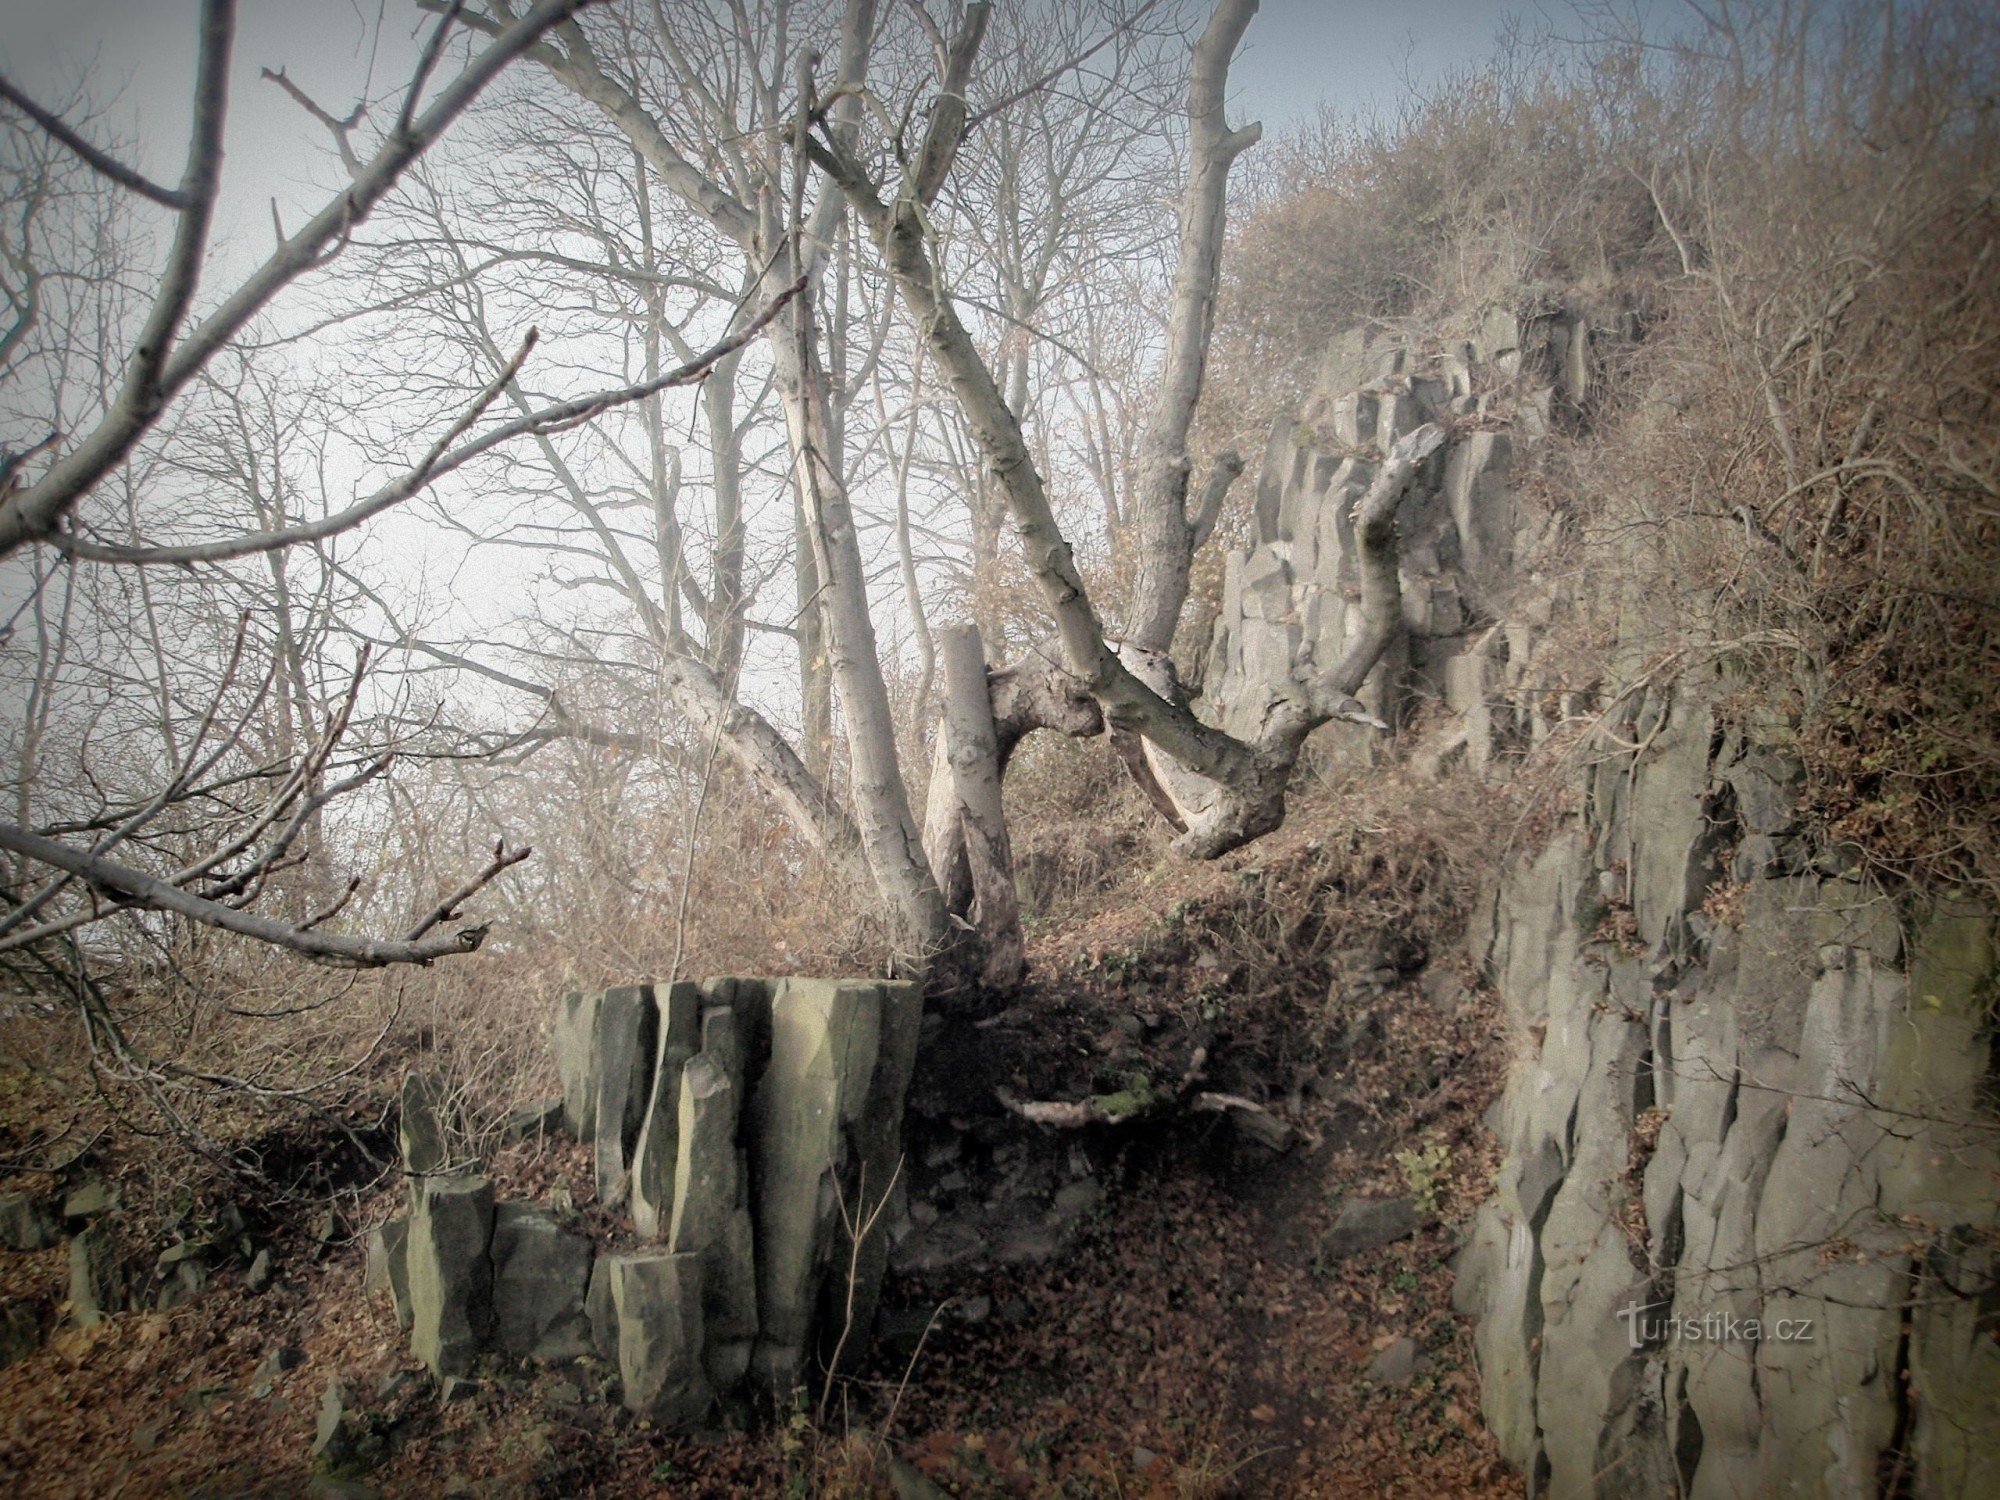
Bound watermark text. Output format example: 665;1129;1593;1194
1615;1303;1815;1351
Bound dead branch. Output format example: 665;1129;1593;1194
0;822;522;967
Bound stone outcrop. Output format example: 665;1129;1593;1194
406;1176;494;1377
1319;1195;1423;1263
397;1072;451;1178
67;1222;124;1327
383;975;921;1432
1200;301;1604;775
363;1218;411;1330
629;982;702;1239
1246;299;1997;1496
153;1241;208;1310
1452;680;1999;1497
589;1251;711;1427
553;988;600;1138
750;979;887;1391
665;1032;759;1389
0;1192;59;1251
490;1203;592;1362
591;984;655;1207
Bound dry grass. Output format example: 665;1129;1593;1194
1201;0;2000;907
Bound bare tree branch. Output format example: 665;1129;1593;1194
0;76;187;208
54;278;801;565
0;822;523;967
0;0;596;558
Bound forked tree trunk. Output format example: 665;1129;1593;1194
923;648;1110;920
928;624;1023;988
1126;0;1261;654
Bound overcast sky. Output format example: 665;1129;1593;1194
3;0;1571;269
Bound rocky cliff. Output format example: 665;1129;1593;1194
1206;302;2000;1497
1455;681;1997;1497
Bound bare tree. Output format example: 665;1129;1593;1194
389;0;982;967
6;0;1443;1005
0;634;529;969
814;0;1447;862
0;0;822;992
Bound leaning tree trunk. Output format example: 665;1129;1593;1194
923;625;1024;988
769;279;947;969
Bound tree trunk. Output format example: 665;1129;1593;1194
704;349;748;691
794;487;833;780
932;625;1023;988
657;652;871;893
768;281;946;967
1126;0;1261;653
920;731;972;920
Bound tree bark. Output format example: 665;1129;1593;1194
933;625;1023;989
770;274;946;966
1126;0;1261;653
925;652;1104;924
827;170;1259;793
794;484;833;780
656;651;872;893
702;348;748;690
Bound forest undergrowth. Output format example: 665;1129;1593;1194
0;753;1524;1499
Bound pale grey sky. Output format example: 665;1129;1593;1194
2;0;1563;265
1233;0;1551;128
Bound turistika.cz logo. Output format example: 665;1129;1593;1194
1615;1304;1816;1351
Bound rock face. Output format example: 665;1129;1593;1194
1244;305;1999;1496
68;1223;124;1326
629;981;703;1239
62;1181;119;1223
750;979;883;1390
406;1176;494;1377
553;988;601;1138
1453;685;2000;1497
591;984;656;1208
489;1204;592;1362
364;1218;411;1330
1320;1196;1422;1263
398;1072;451;1178
1201;304;1602;776
384;975;921;1434
153;1243;208;1310
590;1252;711;1427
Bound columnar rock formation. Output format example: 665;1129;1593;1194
1198;298;1604;764
1452;689;1999;1497
1228;297;1998;1496
376;976;920;1432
